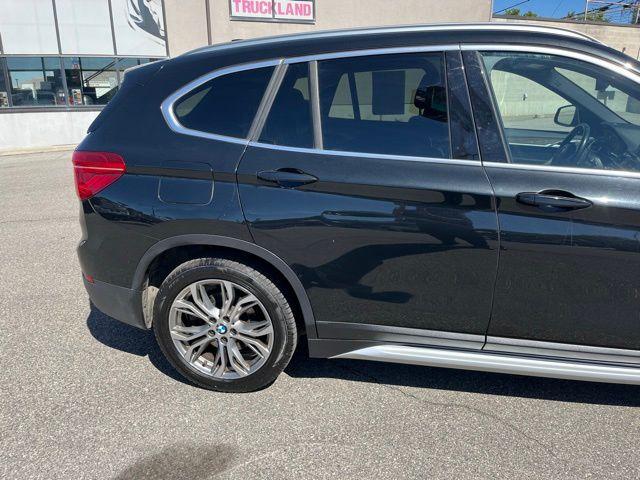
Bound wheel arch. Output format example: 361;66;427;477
133;234;317;338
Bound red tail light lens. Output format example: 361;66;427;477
72;151;126;201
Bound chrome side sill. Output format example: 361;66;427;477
484;336;640;366
333;345;640;385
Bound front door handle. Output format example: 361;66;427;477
516;190;592;210
257;169;318;188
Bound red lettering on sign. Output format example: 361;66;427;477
235;0;313;20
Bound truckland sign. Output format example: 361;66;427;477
230;0;315;23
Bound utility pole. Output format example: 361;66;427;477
585;0;589;21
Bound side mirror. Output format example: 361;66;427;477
554;104;578;127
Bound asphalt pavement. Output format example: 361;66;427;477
1;151;640;479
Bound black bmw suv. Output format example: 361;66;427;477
76;24;640;392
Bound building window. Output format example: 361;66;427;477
111;0;166;57
0;56;161;109
63;57;118;106
0;59;9;108
0;0;58;54
7;57;66;107
56;0;115;55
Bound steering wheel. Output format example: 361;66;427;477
547;123;591;167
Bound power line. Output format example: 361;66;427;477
552;0;566;16
563;0;639;21
494;0;530;14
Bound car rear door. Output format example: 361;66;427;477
237;49;499;347
463;47;640;351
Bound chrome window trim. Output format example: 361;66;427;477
162;42;640;178
283;44;459;64
246;140;480;167
160;58;282;145
483;161;640;179
161;45;462;154
308;60;322;149
462;44;640;80
247;60;286;141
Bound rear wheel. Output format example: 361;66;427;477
154;257;297;392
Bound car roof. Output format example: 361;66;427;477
165;22;639;86
186;23;602;56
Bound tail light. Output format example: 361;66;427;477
72;151;126;201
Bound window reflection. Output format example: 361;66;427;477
0;59;8;108
7;57;66;107
0;56;161;108
115;57;156;78
64;57;119;106
319;53;451;158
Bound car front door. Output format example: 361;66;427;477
237;50;499;347
467;48;640;351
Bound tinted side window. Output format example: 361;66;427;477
489;69;572;135
481;52;640;172
318;53;450;158
174;66;274;138
259;62;313;148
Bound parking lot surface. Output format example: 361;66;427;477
1;150;640;479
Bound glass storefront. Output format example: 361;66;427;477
0;56;161;109
0;59;9;108
0;0;166;56
63;57;118;106
0;0;167;110
7;57;66;107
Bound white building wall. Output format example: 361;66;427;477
0;110;98;151
493;16;640;59
207;0;493;47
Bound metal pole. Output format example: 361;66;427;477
107;0;118;55
161;0;170;57
205;0;212;45
585;0;589;20
51;0;63;54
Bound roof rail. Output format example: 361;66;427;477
185;22;603;56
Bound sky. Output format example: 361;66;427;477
493;0;590;18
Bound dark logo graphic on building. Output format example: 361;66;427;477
126;0;166;42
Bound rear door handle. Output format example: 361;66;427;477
257;169;318;188
516;190;592;210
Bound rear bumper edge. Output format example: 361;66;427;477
83;276;146;330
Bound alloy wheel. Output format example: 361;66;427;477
168;279;274;379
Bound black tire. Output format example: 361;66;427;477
153;257;297;393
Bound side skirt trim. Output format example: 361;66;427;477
484;336;640;366
332;344;640;385
317;321;484;351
